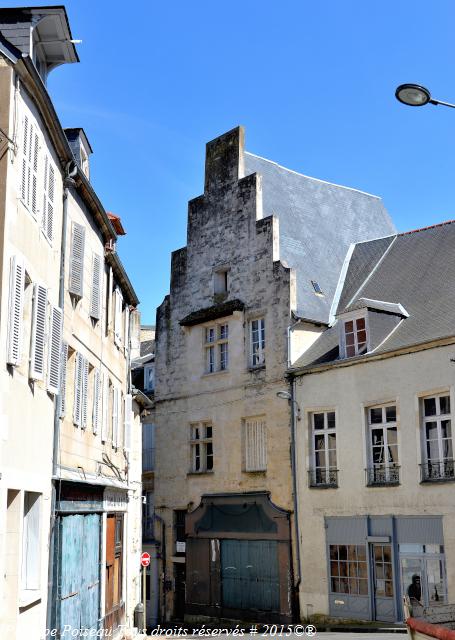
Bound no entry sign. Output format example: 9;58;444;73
140;552;151;567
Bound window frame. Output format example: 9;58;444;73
309;410;338;487
249;317;265;368
339;310;370;359
366;403;399;485
189;422;213;473
203;323;228;374
421;392;454;481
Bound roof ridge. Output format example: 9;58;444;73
399;218;455;236
245;151;382;199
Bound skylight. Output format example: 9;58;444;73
311;280;324;296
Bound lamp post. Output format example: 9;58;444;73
395;84;455;109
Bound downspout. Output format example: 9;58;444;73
46;161;77;631
287;317;302;617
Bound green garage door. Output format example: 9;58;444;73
221;540;279;612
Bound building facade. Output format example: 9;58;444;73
292;221;455;624
154;125;396;622
0;7;141;639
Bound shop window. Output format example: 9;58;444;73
329;544;368;595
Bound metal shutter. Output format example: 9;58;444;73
47;305;63;395
69;222;85;297
7;256;25;366
90;253;102;320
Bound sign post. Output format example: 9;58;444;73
140;552;151;631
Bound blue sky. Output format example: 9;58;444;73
9;1;455;322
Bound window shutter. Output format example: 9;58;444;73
31;129;39;217
124;304;130;354
101;373;109;443
59;342;68;418
47;305;63;395
42;156;55;243
113;288;122;346
29;283;48;380
21;115;29;202
73;353;82;426
124;394;132;451
92;368;101;434
90;254;102;320
81;357;89;429
112;387;119;448
245;419;267;472
7;256;25;366
69;222;85;297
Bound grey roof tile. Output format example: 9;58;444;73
244;153;396;323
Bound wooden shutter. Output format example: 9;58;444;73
42;155;54;243
31;129;39;217
29;283;48;380
59;342;68;418
92;368;101;434
101;373;109;443
7;256;25;366
113;288;122;346
81;357;89;428
21;115;29;202
124;394;132;451
47;305;63;395
73;352;82;426
90;254;102;319
124;304;130;354
112;386;119;448
69;222;85;296
245;419;267;471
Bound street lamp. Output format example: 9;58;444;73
276;390;301;420
395;84;455;109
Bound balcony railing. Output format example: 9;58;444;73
420;460;455;482
142;447;155;473
365;464;400;486
308;468;338;488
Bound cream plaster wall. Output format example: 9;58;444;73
294;342;455;618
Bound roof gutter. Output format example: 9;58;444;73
105;249;139;306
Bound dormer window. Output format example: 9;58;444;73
344;316;367;357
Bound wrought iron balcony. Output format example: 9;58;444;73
420;460;455;483
308;468;338;488
365;464;400;486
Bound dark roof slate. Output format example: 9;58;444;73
292;220;455;370
244;153;396;323
140;340;155;357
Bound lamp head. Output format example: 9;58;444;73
395;84;432;107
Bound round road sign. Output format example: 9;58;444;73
140;552;151;567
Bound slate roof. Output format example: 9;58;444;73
292;219;455;370
244;153;396;323
140;340;155;357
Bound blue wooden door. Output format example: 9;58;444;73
58;513;101;638
221;540;280;612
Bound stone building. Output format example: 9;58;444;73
154;125;396;622
291;219;455;624
0;7;141;638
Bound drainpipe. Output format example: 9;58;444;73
46;161;77;631
287;316;302;617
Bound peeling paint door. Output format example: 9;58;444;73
221;540;279;612
58;513;101;638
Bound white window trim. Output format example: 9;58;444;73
310;410;337;486
249;317;265;368
338;310;370;359
367;403;399;483
421;392;454;472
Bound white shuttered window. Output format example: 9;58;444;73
69;222;85;297
59;342;68;418
101;373;109;443
245;418;267;471
112;386;120;448
29;284;47;380
113;288;123;346
7;256;25;366
21;116;39;216
92;368;101;434
42;155;55;243
47;305;63;395
73;353;88;427
90;254;102;320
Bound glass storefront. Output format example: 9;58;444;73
399;544;446;610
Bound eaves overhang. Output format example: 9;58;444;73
180;299;245;326
105;249;139;307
